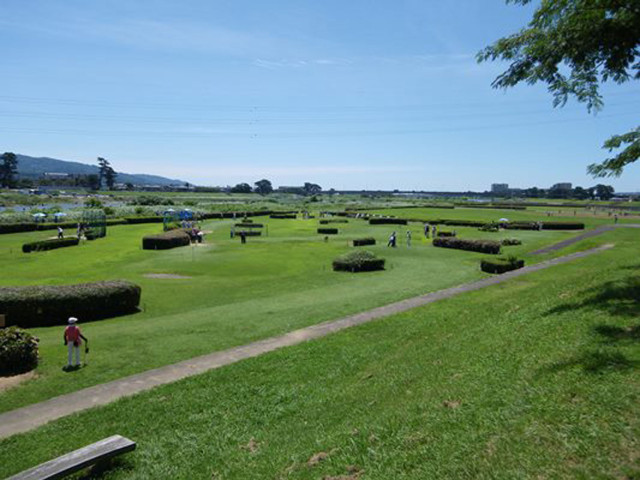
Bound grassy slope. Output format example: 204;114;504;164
1;216;570;412
1;228;638;479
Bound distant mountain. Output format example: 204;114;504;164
14;154;185;186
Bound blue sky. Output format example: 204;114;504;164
1;0;638;191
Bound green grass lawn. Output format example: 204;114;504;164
0;228;637;479
369;205;639;228
0;211;612;414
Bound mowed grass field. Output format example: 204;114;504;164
0;227;638;478
0;212;579;413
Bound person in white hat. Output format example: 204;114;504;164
63;317;88;370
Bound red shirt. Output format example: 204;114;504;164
65;325;82;344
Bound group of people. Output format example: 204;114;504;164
387;223;439;248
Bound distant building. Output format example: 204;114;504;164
491;183;509;194
551;182;572;191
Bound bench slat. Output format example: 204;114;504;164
8;435;136;480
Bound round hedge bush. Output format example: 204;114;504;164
0;327;39;376
333;250;385;272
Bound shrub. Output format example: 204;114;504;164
352;237;376;247
441;219;486;227
238;231;262;237
0;223;37;234
479;222;500;232
333;250;385;272
22;237;79;253
436;231;457;237
0;280;141;328
318;228;339;234
433;237;501;254
0;327;39;375
480;256;525;274
270;214;296;219
505;222;538;231
542;222;585;230
369;218;407;225
125;216;164;224
142;229;191;250
501;238;522;246
235;223;263;228
319;219;348;224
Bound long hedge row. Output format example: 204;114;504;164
432;237;501;254
22;237;79;253
142;229;191;250
319;219;349;224
0;210;301;235
0;280;142;328
369;218;408;225
318;228;339;234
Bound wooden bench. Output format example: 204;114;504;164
8;435;136;480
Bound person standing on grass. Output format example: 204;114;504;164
387;231;397;247
432;224;437;238
57;226;64;239
424;223;430;239
63;317;88;370
406;230;412;247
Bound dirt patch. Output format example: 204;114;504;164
144;273;192;279
308;451;329;467
0;371;37;393
443;400;461;409
240;437;259;453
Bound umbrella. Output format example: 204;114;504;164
164;208;175;213
53;212;67;217
499;218;509;222
32;213;47;217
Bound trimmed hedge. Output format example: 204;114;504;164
333;250;385;272
505;222;538;231
125;216;163;224
270;214;297;219
433;237;501;254
0;280;142;328
542;222;585;230
319;219;348;224
318;228;339;234
143;229;191;250
238;231;262;237
369;218;408;225
436;231;457;237
480;257;525;274
0;223;38;234
0;327;39;375
22;237;79;253
235;223;263;228
352;237;376;247
441;219;486;227
501;238;522;246
479;222;500;232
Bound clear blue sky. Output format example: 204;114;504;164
1;0;638;191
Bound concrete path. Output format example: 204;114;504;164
530;223;640;255
0;243;615;440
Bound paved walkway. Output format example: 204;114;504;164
0;243;615;440
530;223;640;255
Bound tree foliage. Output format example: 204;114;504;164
0;152;18;188
230;182;252;193
478;0;640;177
254;179;273;195
303;182;322;196
97;157;117;190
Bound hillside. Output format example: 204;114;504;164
14;154;184;186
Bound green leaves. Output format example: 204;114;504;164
479;0;640;175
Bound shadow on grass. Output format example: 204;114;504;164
545;275;640;318
545;350;639;375
76;457;133;479
594;324;640;344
